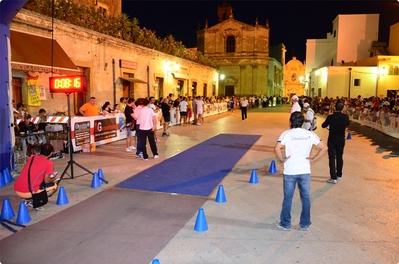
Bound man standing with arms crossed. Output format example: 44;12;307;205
322;101;349;184
275;111;327;231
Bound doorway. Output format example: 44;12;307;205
12;78;23;104
156;77;164;100
192;82;197;97
225;85;234;96
387;90;397;98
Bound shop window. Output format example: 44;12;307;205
226;36;235;53
388;65;399;75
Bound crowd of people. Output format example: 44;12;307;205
121;94;214;159
293;95;399;118
11;91;397;230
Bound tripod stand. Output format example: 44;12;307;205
58;93;103;183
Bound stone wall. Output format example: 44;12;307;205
11;9;218;116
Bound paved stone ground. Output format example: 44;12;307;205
1;105;398;263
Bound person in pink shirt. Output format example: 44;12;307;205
137;98;158;160
133;98;144;158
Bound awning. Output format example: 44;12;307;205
10;30;78;74
172;72;189;79
119;77;147;84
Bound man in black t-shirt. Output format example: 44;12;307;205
161;98;171;137
322;101;349;184
124;98;136;152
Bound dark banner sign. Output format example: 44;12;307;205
94;118;118;142
74;121;91;146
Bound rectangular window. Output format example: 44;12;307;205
99;7;107;16
226;36;235;53
388;65;399;75
354;79;361;86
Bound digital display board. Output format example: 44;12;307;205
49;75;84;93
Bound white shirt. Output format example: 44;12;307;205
290;102;301;113
241;99;248;107
277;128;321;175
138;106;155;130
196;100;204;114
179;101;188;112
304;109;314;130
133;105;142;124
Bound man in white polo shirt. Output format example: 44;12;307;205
240;96;249;120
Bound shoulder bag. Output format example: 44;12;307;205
27;156;48;208
129;119;136;131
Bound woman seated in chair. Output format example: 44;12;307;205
14;144;59;210
18;114;40;156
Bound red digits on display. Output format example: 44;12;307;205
54;78;72;89
49;75;83;93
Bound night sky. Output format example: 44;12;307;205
122;1;399;63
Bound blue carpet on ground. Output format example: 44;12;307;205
115;134;261;196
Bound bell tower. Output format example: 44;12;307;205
218;0;233;22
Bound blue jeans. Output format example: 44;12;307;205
135;124;142;155
280;173;311;229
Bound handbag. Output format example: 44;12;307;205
27;156;48;208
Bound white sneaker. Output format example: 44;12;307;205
154;155;159;159
130;146;136;150
25;199;44;210
126;147;132;152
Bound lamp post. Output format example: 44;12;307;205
348;67;352;99
147;65;150;98
147;58;156;98
315;70;320;97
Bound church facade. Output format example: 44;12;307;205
284;56;306;98
197;1;283;97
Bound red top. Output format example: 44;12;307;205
14;155;53;193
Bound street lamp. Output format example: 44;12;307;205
220;74;225;96
315;70;320;97
147;58;155;97
348;67;352;99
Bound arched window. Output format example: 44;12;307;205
226;36;235;53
